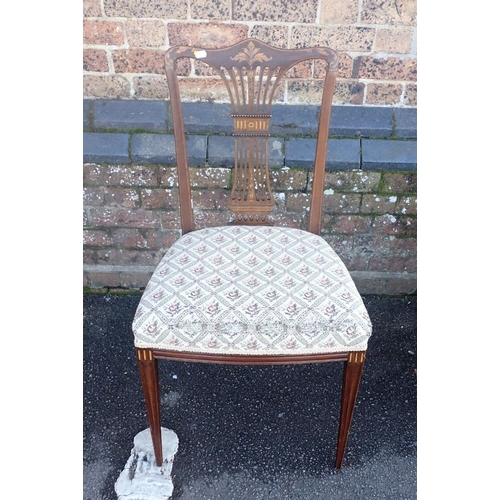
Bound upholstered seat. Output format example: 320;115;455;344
133;226;371;355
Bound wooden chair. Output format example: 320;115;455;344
132;39;372;469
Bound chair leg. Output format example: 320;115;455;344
335;350;366;469
137;348;163;466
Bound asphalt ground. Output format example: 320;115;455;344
83;292;417;499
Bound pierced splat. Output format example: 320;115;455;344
165;39;339;232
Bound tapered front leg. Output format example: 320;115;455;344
335;350;366;469
137;348;163;466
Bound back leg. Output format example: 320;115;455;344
335;351;366;469
137;348;163;466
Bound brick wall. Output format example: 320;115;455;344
83;0;417;107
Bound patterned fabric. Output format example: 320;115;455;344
133;226;372;355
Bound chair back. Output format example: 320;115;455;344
165;39;339;235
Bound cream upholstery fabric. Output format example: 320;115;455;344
133;226;372;355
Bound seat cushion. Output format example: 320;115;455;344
133;226;372;355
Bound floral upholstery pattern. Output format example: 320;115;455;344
133;226;372;355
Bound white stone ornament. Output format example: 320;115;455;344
115;428;179;500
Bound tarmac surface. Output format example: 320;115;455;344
83;292;417;499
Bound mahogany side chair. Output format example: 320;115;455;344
132;39;372;469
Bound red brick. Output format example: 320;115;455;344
132;76;169;99
103;0;188;18
110;229;148;249
89;208;160;228
167;23;248;48
83;49;108;72
404;84;417;106
96;249;161;266
141;189;179;210
361;194;398;214
372;214;416;236
352;234;392;254
83;230;111;246
329;215;372;233
233;0;317;23
332;80;365;105
160;211;182;229
144;230;180;250
323;193;361;213
270;212;303;228
324;171;381;193
102;188;141;208
83;75;131;98
171;78;229;102
389;236;417;255
192;189;228;210
286;193;310;212
194;210;233;228
112;49;165;74
395;196;417;215
84;165;158;187
382;172;417;193
191;0;230;20
361;0;417;26
249;25;288;48
190;168;231;189
271;168;308;192
83;187;104;206
291;26;375;53
365;83;403;105
83;0;101;17
83;20;124;45
355;56;417;81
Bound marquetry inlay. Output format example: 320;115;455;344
232;114;271;135
137;348;153;361
348;351;366;364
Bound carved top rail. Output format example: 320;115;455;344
165;39;339;234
